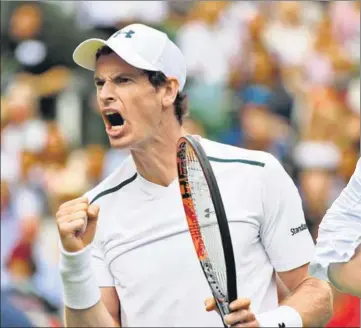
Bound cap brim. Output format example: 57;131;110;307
73;38;106;71
73;38;157;72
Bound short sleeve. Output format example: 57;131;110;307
260;155;315;272
309;158;361;281
91;237;115;287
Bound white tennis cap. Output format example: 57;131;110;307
73;23;187;91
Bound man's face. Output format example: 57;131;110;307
7;83;36;124
94;53;164;149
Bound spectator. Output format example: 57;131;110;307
0;2;359;326
1;291;34;328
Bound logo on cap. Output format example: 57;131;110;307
112;30;135;39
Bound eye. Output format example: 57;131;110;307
95;80;104;87
114;77;132;84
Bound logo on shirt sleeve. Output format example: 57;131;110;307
290;223;308;236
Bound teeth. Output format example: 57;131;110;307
110;125;123;130
104;110;118;116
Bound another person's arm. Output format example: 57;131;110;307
309;158;361;297
328;243;361;296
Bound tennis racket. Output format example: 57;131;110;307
176;135;237;327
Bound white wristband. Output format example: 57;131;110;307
59;244;101;310
256;306;303;327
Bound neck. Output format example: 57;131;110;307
130;118;187;187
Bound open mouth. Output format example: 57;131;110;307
105;111;124;127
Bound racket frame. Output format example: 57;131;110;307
176;135;238;322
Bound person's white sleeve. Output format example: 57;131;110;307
309;158;361;281
91;236;115;287
260;155;315;272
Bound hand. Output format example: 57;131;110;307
205;297;259;327
56;196;100;253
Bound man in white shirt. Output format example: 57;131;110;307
56;23;332;327
309;158;361;297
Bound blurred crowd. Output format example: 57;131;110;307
0;1;360;327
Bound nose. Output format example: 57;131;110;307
99;81;116;105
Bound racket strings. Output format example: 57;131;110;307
185;146;228;301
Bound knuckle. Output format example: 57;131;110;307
78;210;87;218
236;298;247;307
80;196;89;203
56;213;65;224
59;201;70;210
237;314;246;323
75;196;86;202
57;217;68;227
73;219;83;227
56;208;65;218
238;309;247;319
76;198;84;204
81;203;89;212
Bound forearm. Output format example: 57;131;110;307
328;244;361;297
65;301;119;328
281;277;333;327
60;246;120;327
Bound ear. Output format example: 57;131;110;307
161;78;179;109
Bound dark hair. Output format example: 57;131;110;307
95;46;188;125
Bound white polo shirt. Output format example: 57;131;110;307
86;136;314;327
309;157;361;282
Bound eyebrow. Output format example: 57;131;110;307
93;72;141;83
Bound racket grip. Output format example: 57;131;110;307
214;298;231;327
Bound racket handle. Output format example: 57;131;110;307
214;298;231;327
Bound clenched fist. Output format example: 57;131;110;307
56;196;100;253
